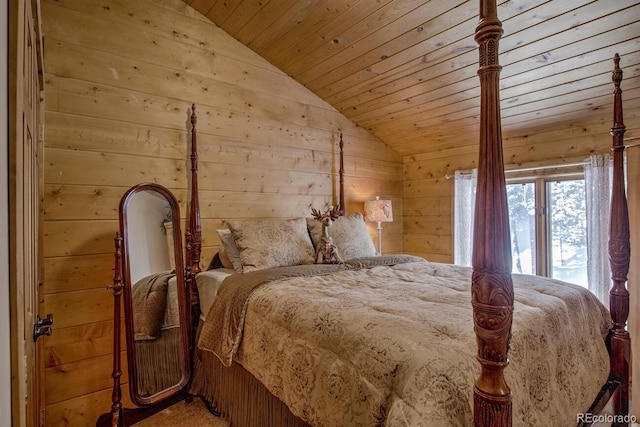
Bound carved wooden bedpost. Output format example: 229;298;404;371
188;104;202;275
608;53;630;426
185;104;202;355
338;132;345;216
471;1;514;426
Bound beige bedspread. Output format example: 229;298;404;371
132;270;177;341
198;258;611;426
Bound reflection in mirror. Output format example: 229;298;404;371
127;191;174;285
120;184;190;407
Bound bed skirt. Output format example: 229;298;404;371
135;326;184;397
190;346;310;427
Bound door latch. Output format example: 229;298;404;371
33;314;54;342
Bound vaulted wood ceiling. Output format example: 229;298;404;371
184;0;640;156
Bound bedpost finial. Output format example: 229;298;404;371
612;54;622;86
191;104;197;127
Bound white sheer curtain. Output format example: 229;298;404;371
453;159;613;303
454;169;477;266
584;154;612;305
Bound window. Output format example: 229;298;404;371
507;177;588;287
453;155;612;303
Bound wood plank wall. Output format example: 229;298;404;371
40;0;402;425
403;109;640;262
40;0;640;423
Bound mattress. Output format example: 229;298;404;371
195;268;235;320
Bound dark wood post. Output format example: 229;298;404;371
186;104;202;355
471;1;514;425
188;104;202;275
608;53;631;426
338;133;345;216
111;234;124;427
96;234;124;427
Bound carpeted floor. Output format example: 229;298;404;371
132;397;639;426
136;398;230;426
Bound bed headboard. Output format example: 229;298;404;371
183;108;346;322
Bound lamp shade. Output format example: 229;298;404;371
364;198;393;223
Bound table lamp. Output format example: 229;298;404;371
364;196;393;254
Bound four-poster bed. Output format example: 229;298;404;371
178;3;630;427
179;62;629;426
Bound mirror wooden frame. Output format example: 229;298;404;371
97;183;191;427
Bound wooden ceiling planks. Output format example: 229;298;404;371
185;0;640;156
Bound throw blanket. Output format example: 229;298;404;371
198;259;611;426
132;270;176;341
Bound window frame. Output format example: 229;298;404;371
505;170;585;281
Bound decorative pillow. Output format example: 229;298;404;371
226;218;316;272
307;212;376;260
217;245;233;269
216;228;243;273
